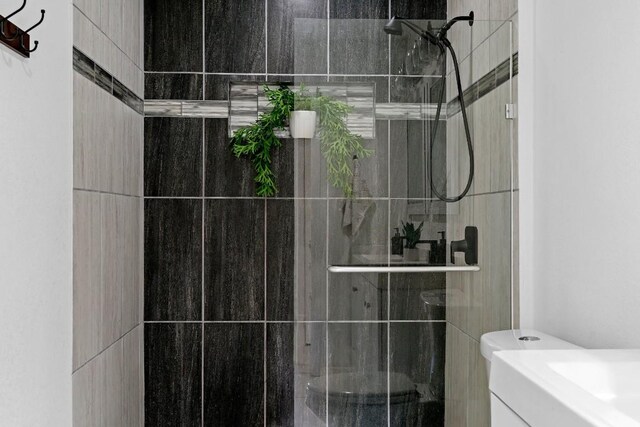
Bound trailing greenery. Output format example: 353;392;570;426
299;87;374;198
231;84;373;197
402;221;424;249
231;85;294;197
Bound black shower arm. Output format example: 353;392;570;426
437;11;474;39
392;17;442;47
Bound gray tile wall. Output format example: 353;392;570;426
72;1;144;426
443;1;518;426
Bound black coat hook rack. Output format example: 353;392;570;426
0;0;45;58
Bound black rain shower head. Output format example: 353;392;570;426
383;16;441;46
383;16;404;35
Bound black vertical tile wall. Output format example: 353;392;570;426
204;323;264;426
145;323;202;426
267;0;328;75
391;0;447;20
144;0;203;72
144;199;202;321
205;0;266;73
204;119;256;197
266;323;295;427
204;119;295;197
330;0;388;19
266;200;295;321
145;73;203;100
144;118;203;197
204;199;265;321
144;1;449;425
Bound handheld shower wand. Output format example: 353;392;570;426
384;12;475;203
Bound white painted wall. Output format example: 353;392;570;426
518;0;640;348
0;1;73;425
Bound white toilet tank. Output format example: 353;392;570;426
480;329;582;376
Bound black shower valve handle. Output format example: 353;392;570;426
450;226;478;265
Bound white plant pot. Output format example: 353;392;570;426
289;111;317;139
404;248;420;262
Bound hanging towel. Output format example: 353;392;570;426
342;156;374;238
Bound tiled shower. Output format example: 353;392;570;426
71;0;518;425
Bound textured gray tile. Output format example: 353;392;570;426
72;351;105;426
144;117;203;197
144;323;202;426
444;324;470;427
144;199;202;321
123;327;144;427
204;119;256;197
145;73;203;100
327;322;388;426
267;200;295;321
266;323;295;427
267;0;327;74
205;0;266;73
391;0;447;20
329;17;389;75
204;199;265;321
390;322;446;425
144;0;203;72
389;273;446;320
330;0;387;19
73;190;102;369
101;194;124;350
204;323;264;426
103;339;124;427
293;199;327;321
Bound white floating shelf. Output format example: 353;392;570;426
327;265;480;274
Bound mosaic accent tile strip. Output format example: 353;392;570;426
447;51;519;117
73;47;144;114
144;99;446;124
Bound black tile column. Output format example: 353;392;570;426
145;323;202;426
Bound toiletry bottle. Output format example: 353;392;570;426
392;228;404;256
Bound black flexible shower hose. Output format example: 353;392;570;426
429;39;474;203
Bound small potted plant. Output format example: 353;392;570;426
290;93;317;139
402;221;424;262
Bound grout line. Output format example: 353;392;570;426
73;323;140;374
142;196;456;201
142;319;448;324
145;71;443;78
201;2;205;419
74;187;143;199
263;197;268;427
265;0;269;77
386;0;392;412
326;0;330;80
201;120;206;427
324;165;330;426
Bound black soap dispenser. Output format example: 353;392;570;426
392;228;404;256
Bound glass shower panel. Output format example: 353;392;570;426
286;17;514;426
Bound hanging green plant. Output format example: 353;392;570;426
231;84;373;197
231;84;294;197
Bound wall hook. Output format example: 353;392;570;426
22;38;37;52
18;9;44;50
0;0;27;39
21;9;45;36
